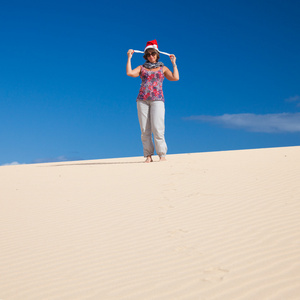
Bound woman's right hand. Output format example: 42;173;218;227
127;49;134;59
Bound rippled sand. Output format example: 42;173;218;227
1;146;300;299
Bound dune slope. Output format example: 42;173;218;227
1;146;300;299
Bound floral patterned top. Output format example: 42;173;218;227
136;66;165;102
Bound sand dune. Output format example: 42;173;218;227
1;146;300;300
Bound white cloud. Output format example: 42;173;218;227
31;155;83;164
2;161;21;166
285;95;300;102
32;156;69;164
285;95;300;106
185;113;300;133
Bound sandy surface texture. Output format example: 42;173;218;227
1;146;300;300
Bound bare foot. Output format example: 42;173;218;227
159;156;167;162
145;156;153;163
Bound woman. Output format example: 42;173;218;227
126;40;179;163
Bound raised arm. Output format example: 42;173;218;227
163;54;179;81
126;49;141;77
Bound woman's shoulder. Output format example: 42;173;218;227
135;65;142;72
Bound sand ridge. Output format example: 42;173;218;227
1;146;300;299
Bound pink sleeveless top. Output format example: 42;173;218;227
136;66;165;102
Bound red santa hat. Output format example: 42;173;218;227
133;40;171;56
144;39;159;52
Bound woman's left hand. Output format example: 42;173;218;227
164;54;179;81
170;54;176;65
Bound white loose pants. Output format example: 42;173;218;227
137;100;167;157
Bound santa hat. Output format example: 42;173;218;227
144;40;159;52
134;40;171;56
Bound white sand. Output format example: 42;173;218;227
1;146;300;300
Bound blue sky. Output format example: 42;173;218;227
1;0;299;165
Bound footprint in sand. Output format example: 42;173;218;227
201;267;229;282
167;229;189;238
